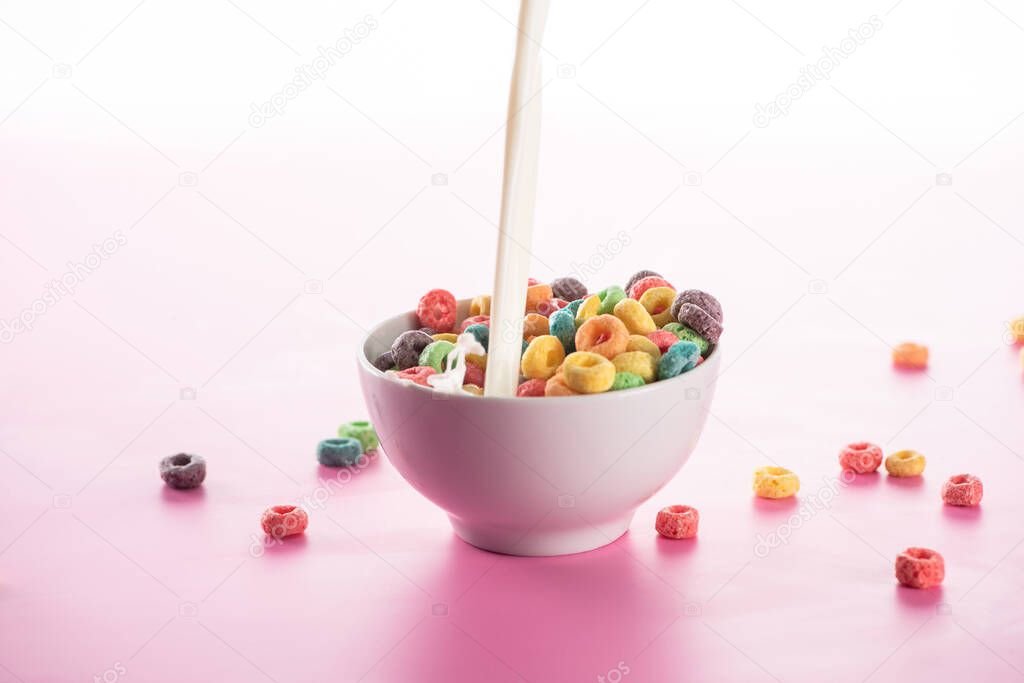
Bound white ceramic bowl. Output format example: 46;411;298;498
357;301;721;556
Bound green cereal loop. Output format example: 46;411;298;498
597;285;626;315
338;420;379;451
419;340;455;372
675;325;709;356
611;371;645;391
662;322;685;337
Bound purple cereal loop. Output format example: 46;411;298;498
372;350;395;372
391;330;434;370
551;277;587;302
624;270;661;294
677;303;723;343
671;289;723;324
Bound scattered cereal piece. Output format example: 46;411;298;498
885;450;926;477
521;335;566;380
563;352;616;393
575;315;629;360
839;442;883;474
657;340;701;380
942;474;983;507
753;466;800;499
317;438;363;467
391;330;434;370
895;547;944;589
655;505;699;539
261;505;308;539
416;289;457;333
516;378;547;397
551;276;587;302
892;342;929;370
611;371;645;391
338;421;379;452
159;453;206;489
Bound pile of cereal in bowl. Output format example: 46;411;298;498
370;271;723;397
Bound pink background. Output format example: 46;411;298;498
2;1;1023;681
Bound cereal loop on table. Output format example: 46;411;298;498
575;315;629;360
391;330;434;370
394;366;437;386
317;438;363;467
517;378;547;397
521;335;567;380
416;289;457;333
626;334;661;361
525;283;553;313
895;547;944;589
612;351;657;383
563;351;616;393
613;298;657;335
338;421;379;452
628;276;674;300
551;276;587;302
611;372;645;391
892;342;928;369
523;313;550;340
470;295;491;316
159;453;206;489
753;466;800;499
655;505;699;539
261;505;308;539
657;340;701;380
639;286;677;327
574;295;601;327
839;441;883;474
597;285;626;315
885;450;925;477
942;473;983;506
544;373;578;396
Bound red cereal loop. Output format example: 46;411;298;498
839;442;883;474
527;278;540;286
628;276;674;300
941;473;983;507
417;289;457;333
535;299;569;317
655;505;699;539
395;366;437;386
463;362;485;388
647;330;679;354
460;315;490;333
516;378;547;397
260;505;308;539
895;547;944;589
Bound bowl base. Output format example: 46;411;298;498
449;512;635;557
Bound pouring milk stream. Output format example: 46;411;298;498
483;0;551;398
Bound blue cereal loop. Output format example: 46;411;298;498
657;340;700;380
464;323;489;352
317;438;364;467
549;308;576;353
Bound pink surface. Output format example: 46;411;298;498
3;1;1024;680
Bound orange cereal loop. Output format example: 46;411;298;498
523;313;550;340
638;286;676;327
525;284;553;313
575;314;629;360
893;342;928;369
1009;316;1024;344
470;295;491;316
544;373;578;396
465;353;487;369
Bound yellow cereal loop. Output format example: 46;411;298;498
626;334;662;361
611;351;657;383
466;353;487;369
885;450;926;477
575;294;601;328
520;335;566;380
470;295;491;316
462;384;483;396
612;298;657;335
563;351;616;394
431;333;458;344
752;466;800;499
639;287;677;327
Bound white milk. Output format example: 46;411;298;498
483;0;551;398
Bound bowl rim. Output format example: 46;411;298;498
357;302;722;403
